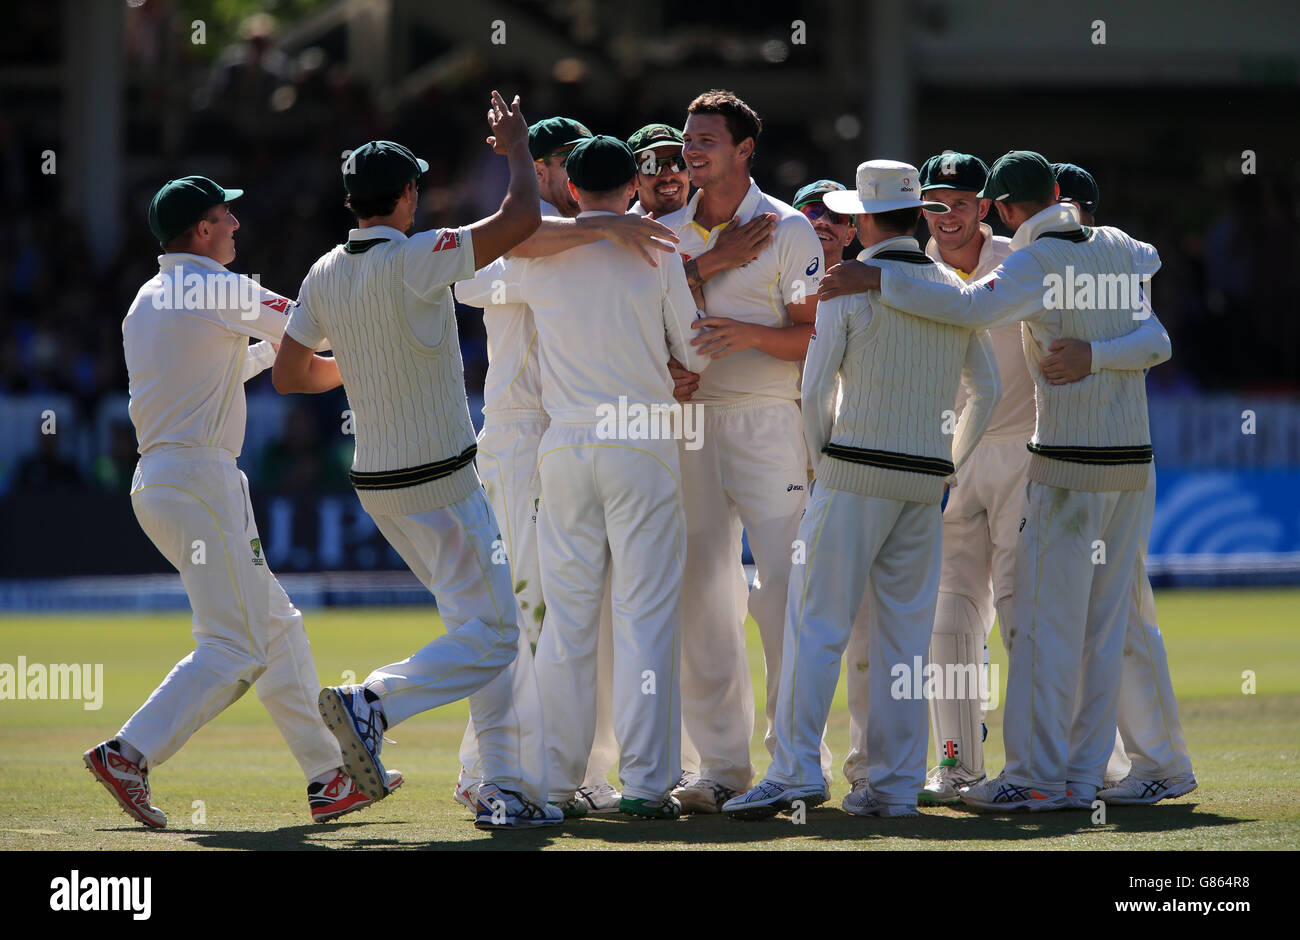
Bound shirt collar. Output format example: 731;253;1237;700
859;235;922;261
348;225;407;243
577;210;619;218
1009;203;1080;251
682;178;762;226
157;252;228;272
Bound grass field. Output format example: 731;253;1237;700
1;588;1297;851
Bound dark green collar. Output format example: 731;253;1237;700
1036;226;1092;244
345;237;391;254
872;249;933;265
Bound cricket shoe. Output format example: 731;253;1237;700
619;795;682;820
1064;782;1098;810
672;776;740;814
722;780;826;821
475;783;563;830
843;779;919;818
550;794;589;818
572;782;622;814
1098;773;1198;806
318;685;389;802
452;766;480;812
959;772;1068;813
918;758;985;805
83;739;166;829
310;769;404;823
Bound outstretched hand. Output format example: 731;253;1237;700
486;90;528;155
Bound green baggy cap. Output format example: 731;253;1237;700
148;176;243;243
979;150;1056;203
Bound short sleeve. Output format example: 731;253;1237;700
777;212;825;306
284;271;326;349
403;227;477;300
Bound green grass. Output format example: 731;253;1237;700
1;588;1297;850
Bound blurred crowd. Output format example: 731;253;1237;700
2;9;1297;497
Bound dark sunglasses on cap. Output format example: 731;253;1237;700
638;154;687;176
799;202;850;226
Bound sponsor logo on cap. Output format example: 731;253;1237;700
900;177;913;193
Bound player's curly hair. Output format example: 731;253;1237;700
687;89;761;169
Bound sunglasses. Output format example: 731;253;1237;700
638;154;687;176
799;203;849;226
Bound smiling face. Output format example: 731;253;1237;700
922;188;988;254
634;144;689;216
682;112;750;190
799;201;855;267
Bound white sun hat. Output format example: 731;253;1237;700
824;159;950;215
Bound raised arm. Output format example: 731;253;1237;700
508;213;679;266
950;330;1001;473
466;92;542;270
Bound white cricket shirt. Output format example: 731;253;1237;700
454;256;544;418
925;223;1033;442
123;252;293;458
489;210;710;425
658;179;823;404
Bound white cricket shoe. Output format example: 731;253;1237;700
83;739;166;829
959;772;1068;813
1064;782;1098;810
1098;773;1198;805
572;782;622;814
672;776;740;814
843;778;919;818
452;765;480;811
475;783;564;830
722;779;826;820
918;758;985;805
318;685;390;801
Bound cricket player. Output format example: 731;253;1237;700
823;151;1167;811
724;159;1000;819
1049;163;1196;804
85;175;398;829
485;135;712;818
274;92;562;829
657;90;828;813
450;116;623;817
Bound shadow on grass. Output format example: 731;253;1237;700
171;799;1246;850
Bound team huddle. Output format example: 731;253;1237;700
83;87;1196;832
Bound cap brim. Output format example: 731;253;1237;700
416;158;429;174
920;183;979;193
632;142;682;155
823;191;949;215
221;188;244;202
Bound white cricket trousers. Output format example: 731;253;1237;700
1002;480;1145;791
362;489;535;799
454;415;549;798
678;400;818;792
922;435;1028;780
455;414;620;793
534;424;685;803
119;447;340;779
1108;465;1194;780
769;484;941;806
